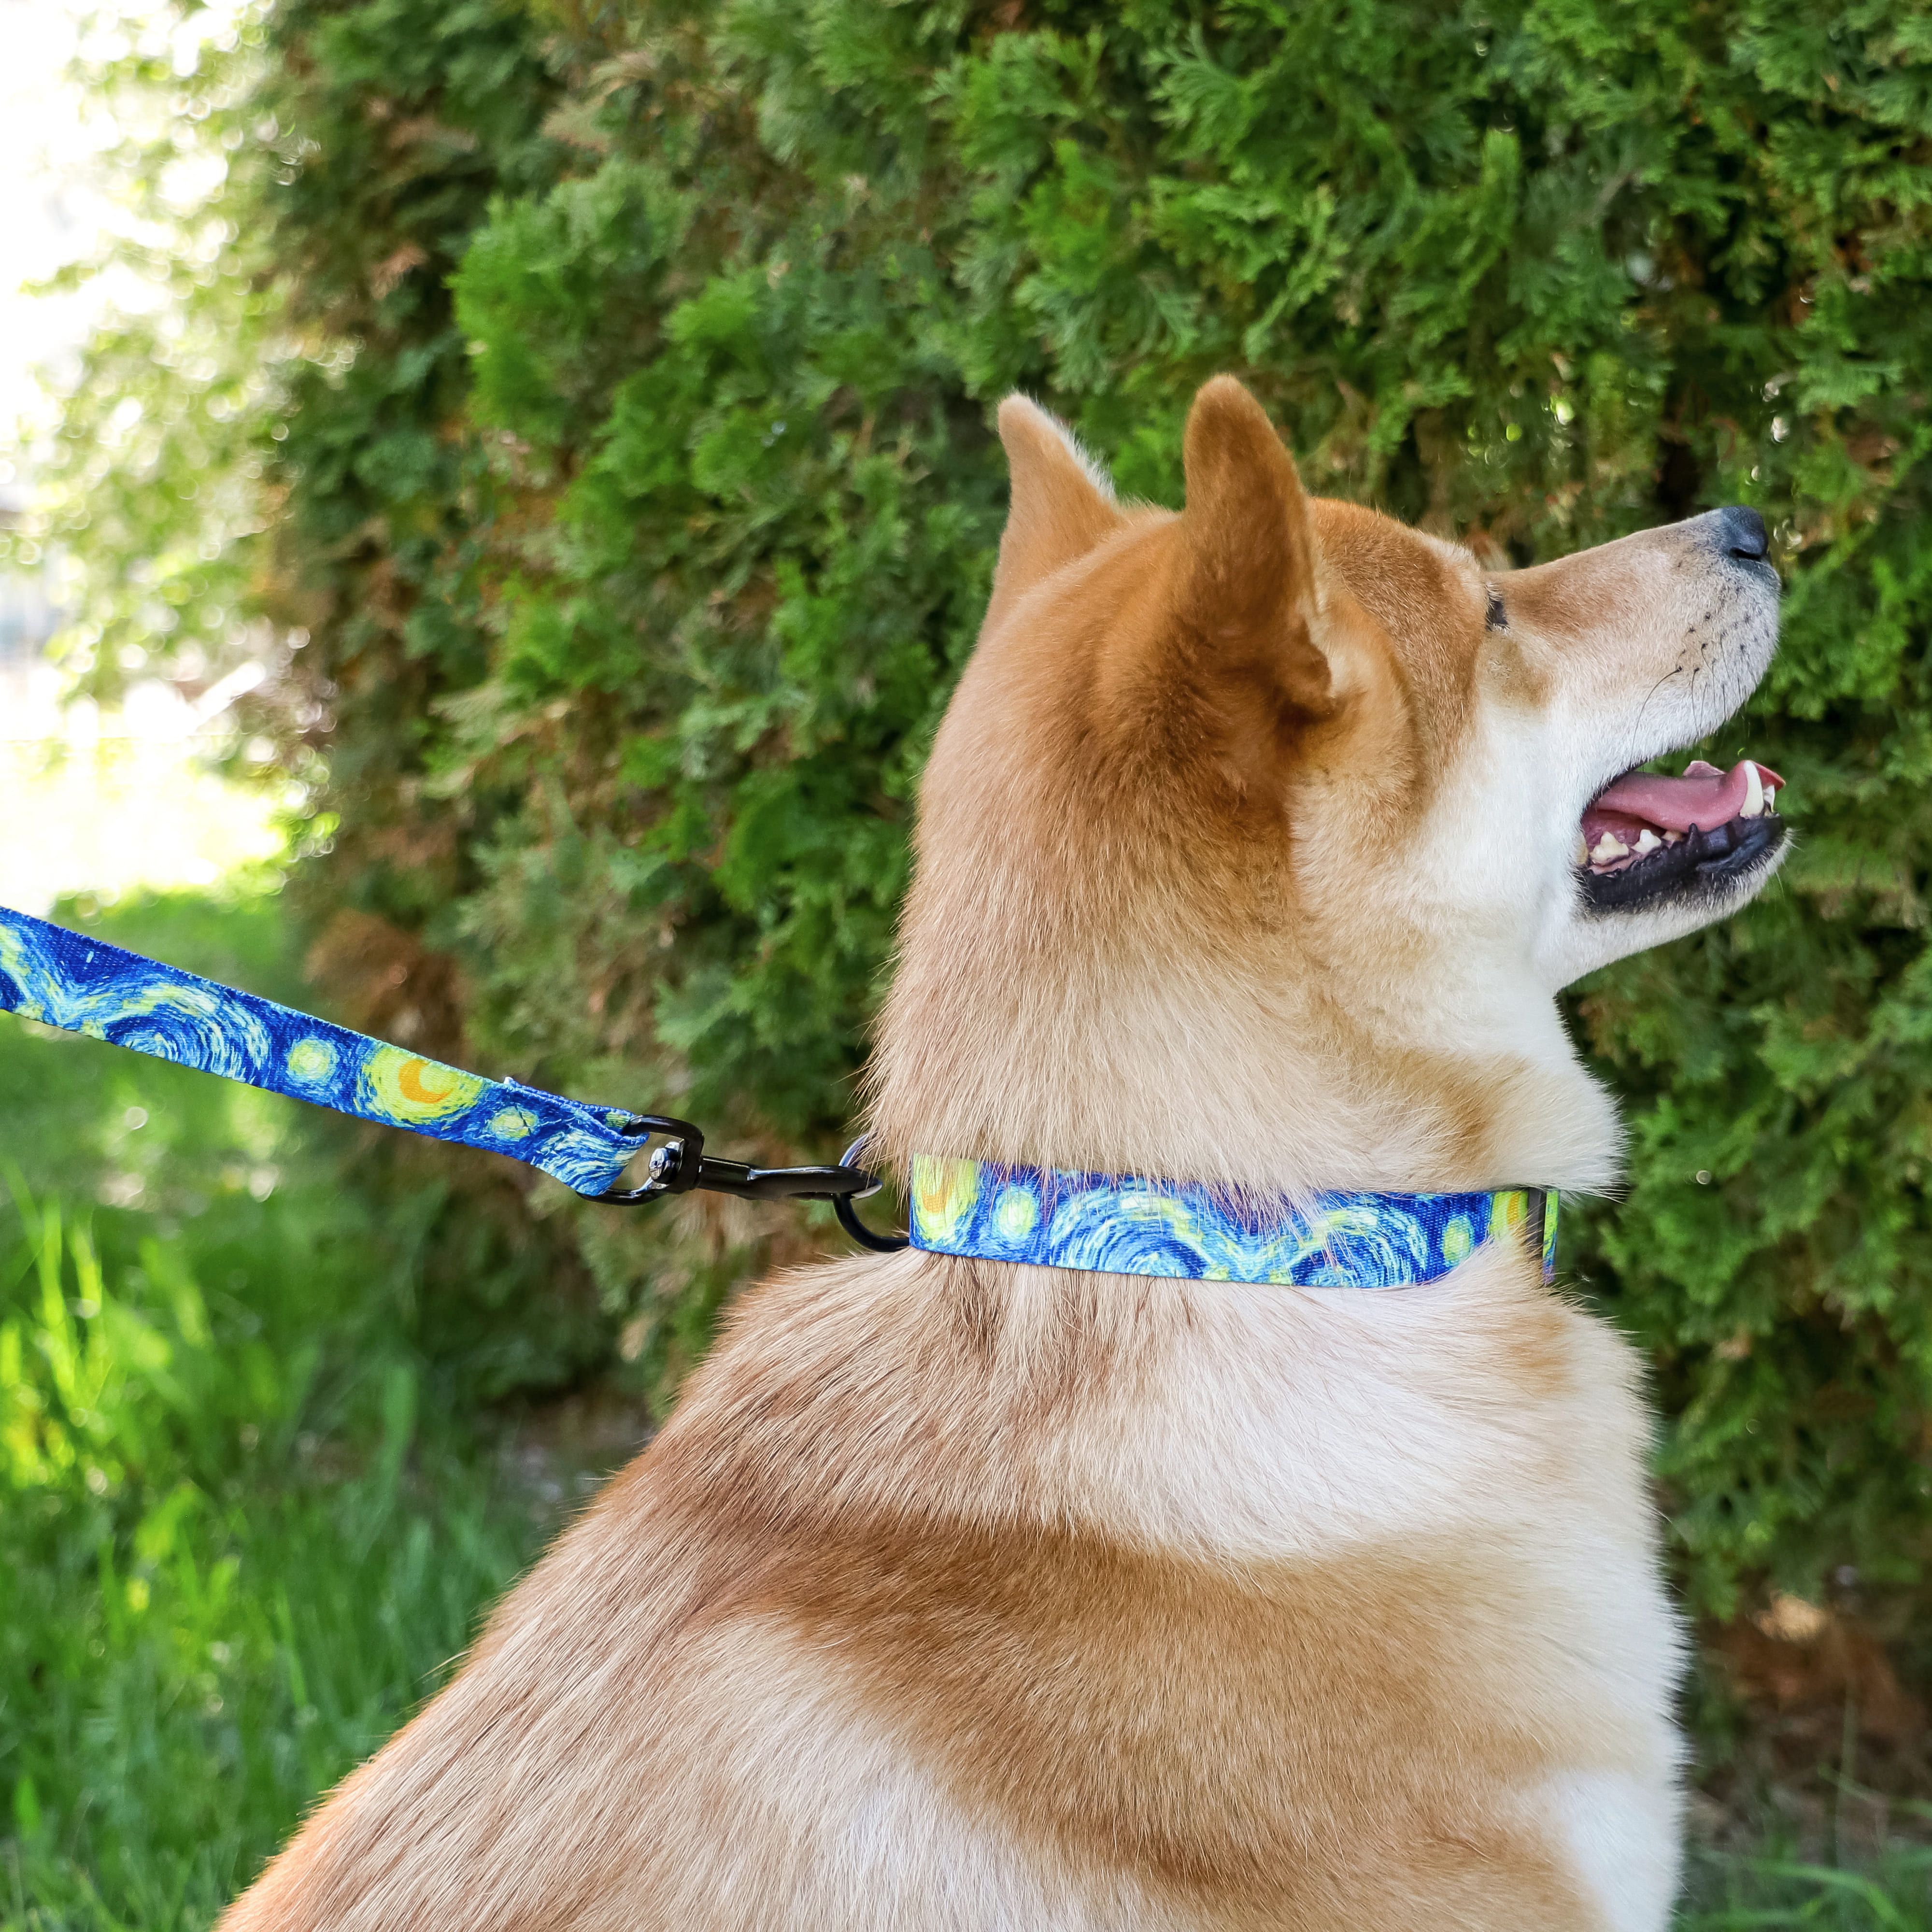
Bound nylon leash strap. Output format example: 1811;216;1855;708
0;906;889;1228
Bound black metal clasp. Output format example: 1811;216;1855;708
598;1118;907;1252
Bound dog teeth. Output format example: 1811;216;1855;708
1663;829;1684;845
1634;829;1661;856
1738;763;1764;818
1589;831;1630;864
1574;833;1589;867
1763;782;1778;813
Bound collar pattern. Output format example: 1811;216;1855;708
909;1155;1558;1288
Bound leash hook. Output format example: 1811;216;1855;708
598;1120;909;1253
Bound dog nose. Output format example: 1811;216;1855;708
1718;505;1768;562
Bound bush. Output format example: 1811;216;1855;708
28;0;1932;1702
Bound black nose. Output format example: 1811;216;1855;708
1718;504;1769;562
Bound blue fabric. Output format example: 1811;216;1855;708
909;1156;1558;1288
0;908;642;1197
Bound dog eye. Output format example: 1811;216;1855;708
1485;587;1507;631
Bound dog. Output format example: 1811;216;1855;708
223;376;1786;1931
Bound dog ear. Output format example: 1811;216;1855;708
1177;376;1340;721
984;397;1125;635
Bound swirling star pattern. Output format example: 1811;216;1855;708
910;1157;1558;1288
0;908;640;1197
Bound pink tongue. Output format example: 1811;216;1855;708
1590;759;1783;834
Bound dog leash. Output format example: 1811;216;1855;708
0;905;1559;1283
0;905;907;1249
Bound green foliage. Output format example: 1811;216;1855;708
0;9;278;702
34;0;1932;1728
1680;1846;1932;1930
0;890;549;1929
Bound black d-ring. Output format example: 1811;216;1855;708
833;1136;910;1253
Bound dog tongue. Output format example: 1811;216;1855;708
1591;758;1783;833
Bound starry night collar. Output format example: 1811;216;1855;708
909;1155;1559;1288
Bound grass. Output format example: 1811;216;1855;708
0;883;1923;1927
1680;1848;1932;1928
0;881;550;1930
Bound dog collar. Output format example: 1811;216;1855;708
909;1156;1558;1287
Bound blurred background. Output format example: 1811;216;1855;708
0;1;1928;1924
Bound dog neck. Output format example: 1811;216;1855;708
866;860;1623;1199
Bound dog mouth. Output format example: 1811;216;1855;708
1577;757;1787;912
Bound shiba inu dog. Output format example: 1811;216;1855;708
225;376;1785;1931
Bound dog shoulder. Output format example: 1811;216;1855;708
223;1249;1672;1931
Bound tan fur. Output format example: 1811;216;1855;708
225;379;1785;1931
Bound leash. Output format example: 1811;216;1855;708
0;906;907;1250
0;904;1559;1284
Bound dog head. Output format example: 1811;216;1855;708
868;378;1782;1193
